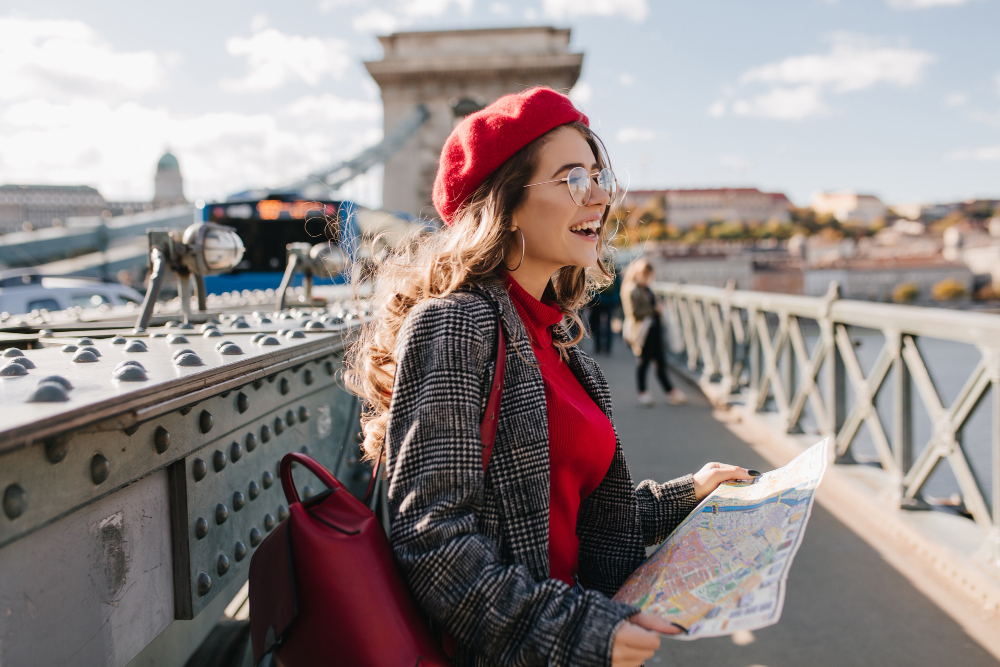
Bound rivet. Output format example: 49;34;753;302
298;406;310;422
28;382;68;401
192;458;207;481
72;350;99;363
286;331;306;339
216;503;229;525
234;321;250;329
262;471;274;489
285;409;296;426
230;442;243;464
2;348;23;357
124;340;147;352
253;379;264;389
3;484;27;520
236;392;249;413
180;405;193;416
303;369;314;385
111;336;127;344
10;356;36;369
44;438;68;463
233;491;245;511
166;334;189;344
195;517;208;539
219;343;244;355
90;454;110;484
260;424;272;443
245;432;258;452
0;362;28;376
76;337;94;346
249;527;262;547
153;426;170;454
221;390;232;399
302;485;314;499
178;322;194;330
250;333;266;343
277;505;288;522
273;417;285;435
214;340;235;351
61;344;78;353
263;513;275;532
217;554;230;576
200;323;218;332
299;445;311;456
279;378;289;395
196;572;212;597
324;361;334;376
248;480;260;500
203;329;222;338
200;410;214;434
173;353;203;367
213;450;226;472
113;365;148;381
259;336;281;346
234;541;247;562
38;375;72;390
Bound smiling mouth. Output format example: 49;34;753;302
570;221;601;239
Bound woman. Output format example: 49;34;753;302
347;88;750;667
621;259;687;407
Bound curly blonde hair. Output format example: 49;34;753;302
345;121;618;464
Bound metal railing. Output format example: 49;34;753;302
653;280;1000;565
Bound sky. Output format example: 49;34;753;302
1;0;998;209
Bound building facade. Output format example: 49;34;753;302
623;188;791;229
152;151;187;208
811;190;886;225
0;185;107;234
365;27;583;219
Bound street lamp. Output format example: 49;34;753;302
134;222;245;332
276;242;345;310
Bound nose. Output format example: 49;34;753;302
587;176;611;208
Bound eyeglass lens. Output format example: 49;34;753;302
566;167;616;206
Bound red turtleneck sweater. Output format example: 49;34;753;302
504;275;617;587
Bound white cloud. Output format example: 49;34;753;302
318;0;368;11
569;81;592;107
619;73;636;87
733;85;829;120
490;2;511;13
0;16;165;103
944;92;968;106
948;145;1000;160
740;33;935;93
718;33;935;120
222;27;351;92
968;109;1000;128
353;9;401;34
0;95;382;200
708;101;727;117
888;0;975;8
403;0;474;18
543;0;648;22
616;127;657;143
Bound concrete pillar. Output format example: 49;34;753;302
365;27;584;220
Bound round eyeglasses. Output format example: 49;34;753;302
523;167;616;206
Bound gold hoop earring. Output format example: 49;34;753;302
501;227;525;272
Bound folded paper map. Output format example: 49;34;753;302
614;438;829;640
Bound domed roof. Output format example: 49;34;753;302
157;151;180;171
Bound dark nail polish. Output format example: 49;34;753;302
670;622;688;634
747;469;762;477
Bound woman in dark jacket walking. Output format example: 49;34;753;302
621;259;688;407
347;88;750;667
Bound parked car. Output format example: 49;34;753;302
0;272;144;316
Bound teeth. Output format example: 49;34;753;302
569;221;601;233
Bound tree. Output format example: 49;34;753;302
931;278;966;301
892;282;919;304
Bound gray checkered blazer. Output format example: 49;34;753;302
384;278;698;667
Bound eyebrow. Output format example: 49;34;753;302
551;162;601;178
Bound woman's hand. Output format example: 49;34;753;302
692;462;754;501
611;612;682;667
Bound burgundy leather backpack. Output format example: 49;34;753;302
249;317;505;666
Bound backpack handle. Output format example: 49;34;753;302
280;451;341;506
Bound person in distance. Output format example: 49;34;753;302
348;87;751;667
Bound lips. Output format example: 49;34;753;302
569;219;601;238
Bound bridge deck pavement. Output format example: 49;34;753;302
591;343;999;667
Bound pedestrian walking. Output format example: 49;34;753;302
621;259;688;407
346;87;751;667
586;272;619;355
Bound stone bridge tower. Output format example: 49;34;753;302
365;27;584;220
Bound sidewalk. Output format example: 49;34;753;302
592;342;1000;666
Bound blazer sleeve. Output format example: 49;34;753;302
635;475;700;546
385;296;638;667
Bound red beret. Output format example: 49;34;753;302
432;87;589;225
